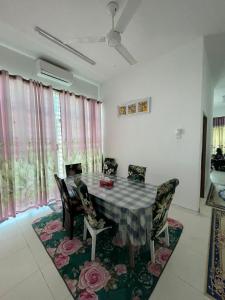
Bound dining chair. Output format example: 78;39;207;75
54;174;65;225
74;179;112;261
103;157;118;176
127;164;146;183
65;163;82;177
54;174;83;239
148;178;179;263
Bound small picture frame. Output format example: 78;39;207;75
137;97;151;113
127;102;137;115
118;105;127;116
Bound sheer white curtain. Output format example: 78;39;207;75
0;71;58;221
59;91;102;175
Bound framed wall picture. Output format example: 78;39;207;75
118;105;127;116
127;102;137;115
137;97;151;113
118;97;151;117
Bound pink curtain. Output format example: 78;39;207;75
0;71;57;221
59;91;102;174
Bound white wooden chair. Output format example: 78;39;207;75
149;222;170;263
83;216;112;261
74;179;112;261
148;179;179;263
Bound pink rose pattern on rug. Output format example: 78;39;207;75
132;297;141;300
167;218;183;229
65;278;78;295
147;262;162;277
79;290;98;300
115;264;127;276
44;219;62;234
40;232;52;241
58;237;82;256
32;212;183;300
47;247;56;258
155;247;172;267
54;253;70;269
78;261;111;292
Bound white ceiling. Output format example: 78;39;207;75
1;0;225;83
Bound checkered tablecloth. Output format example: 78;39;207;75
66;173;157;246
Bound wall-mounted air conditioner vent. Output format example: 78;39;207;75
36;59;73;86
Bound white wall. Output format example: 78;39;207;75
101;38;204;211
0;44;99;99
213;104;225;117
201;46;214;197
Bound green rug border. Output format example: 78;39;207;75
206;208;225;300
32;211;183;300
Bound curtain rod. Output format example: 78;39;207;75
0;70;102;103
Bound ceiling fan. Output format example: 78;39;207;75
69;0;142;65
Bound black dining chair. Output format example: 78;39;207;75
127;165;146;183
54;174;83;239
54;174;65;225
65;163;82;177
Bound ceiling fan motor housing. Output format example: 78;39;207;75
107;30;121;47
107;1;119;17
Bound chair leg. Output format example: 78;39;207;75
121;229;127;245
91;234;96;261
69;214;74;240
83;220;87;241
62;206;65;227
150;239;155;263
165;225;170;246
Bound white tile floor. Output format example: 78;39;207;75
0;195;214;300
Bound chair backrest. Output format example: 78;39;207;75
127;165;146;183
152;178;179;239
74;179;105;229
103;157;118;175
65;163;82;177
60;179;73;210
54;174;63;199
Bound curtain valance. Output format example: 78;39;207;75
213;117;225;127
0;69;101;103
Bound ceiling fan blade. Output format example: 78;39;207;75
68;36;106;44
115;43;137;65
115;0;142;33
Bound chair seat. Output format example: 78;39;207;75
96;212;116;227
86;215;106;230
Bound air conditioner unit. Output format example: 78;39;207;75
36;59;73;86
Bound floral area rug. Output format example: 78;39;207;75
218;189;225;201
48;201;62;212
32;212;183;300
206;184;225;210
207;209;225;300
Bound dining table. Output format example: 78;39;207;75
66;173;157;267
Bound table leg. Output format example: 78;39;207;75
121;227;127;245
147;206;153;256
146;207;153;239
128;239;135;268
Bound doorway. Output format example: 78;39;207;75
200;115;207;198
